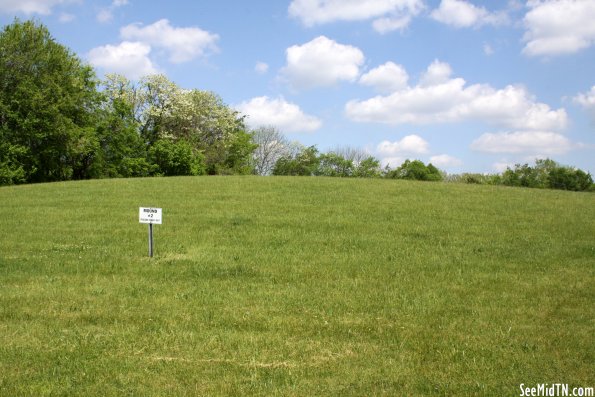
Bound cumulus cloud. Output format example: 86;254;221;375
523;0;595;57
429;154;463;168
288;0;425;33
88;41;158;80
419;59;452;87
492;161;514;172
381;156;407;168
470;131;575;155
573;85;595;119
96;0;129;23
345;60;567;132
89;19;219;78
371;15;413;34
377;135;429;155
431;0;508;28
281;36;364;90
359;61;409;93
235;96;322;133
120;19;219;63
0;0;77;15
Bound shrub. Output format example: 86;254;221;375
386;160;443;182
149;139;205;176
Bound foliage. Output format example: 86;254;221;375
272;144;382;179
501;159;593;191
219;129;257;175
0;20;258;187
386;159;443;181
0;19;101;183
446;173;502;185
353;156;382;178
251;126;291;176
102;74;254;176
273;145;320;176
94;97;148;178
149;139;204;176
315;152;354;177
0;142;28;185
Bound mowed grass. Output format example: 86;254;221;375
0;176;593;396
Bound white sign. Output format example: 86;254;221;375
139;207;162;224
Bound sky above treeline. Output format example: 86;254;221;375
1;0;594;174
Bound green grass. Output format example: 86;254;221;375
0;176;593;396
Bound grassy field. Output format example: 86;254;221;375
0;176;593;396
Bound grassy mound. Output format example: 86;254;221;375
0;176;593;395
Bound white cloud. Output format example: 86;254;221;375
419;59;452;87
97;0;129;23
470;131;575;155
235;96;322;133
88;41;158;80
523;0;595;57
372;15;413;34
573;85;595;118
288;0;425;32
430;154;463;168
492;161;514;172
345;60;568;131
120;19;219;63
431;0;508;28
381;156;406;168
255;62;269;74
0;0;77;15
281;36;364;90
377;135;429;155
359;61;409;93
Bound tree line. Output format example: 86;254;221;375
0;20;255;184
1;20;593;192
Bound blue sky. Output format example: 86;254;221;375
1;0;594;174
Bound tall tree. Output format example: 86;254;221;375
0;19;101;183
251;126;291;176
102;74;254;175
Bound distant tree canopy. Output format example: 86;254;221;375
0;20;592;193
385;160;443;181
102;74;255;176
500;159;593;192
272;144;383;178
0;20;255;185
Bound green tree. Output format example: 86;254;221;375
149;139;204;176
273;145;320;176
0;19;101;183
94;96;149;178
102;74;254;175
315;152;354;177
500;159;593;191
353;157;382;178
386;160;443;181
252;126;291;176
548;166;593;191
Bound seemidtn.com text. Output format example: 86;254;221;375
520;384;594;397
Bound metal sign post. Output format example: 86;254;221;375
139;207;162;257
148;223;154;257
